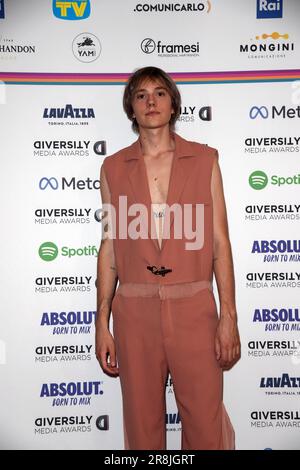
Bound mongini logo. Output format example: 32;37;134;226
249;171;268;190
257;0;283;19
39;242;59;261
53;1;91;20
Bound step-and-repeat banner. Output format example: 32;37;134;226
0;0;300;450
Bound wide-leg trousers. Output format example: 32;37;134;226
111;281;235;450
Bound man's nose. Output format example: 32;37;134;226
147;93;156;106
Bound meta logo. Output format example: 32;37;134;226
249;105;300;120
38;177;100;191
250;106;269;119
39;177;59;190
53;1;91;20
96;415;109;431
0;0;5;19
257;0;283;19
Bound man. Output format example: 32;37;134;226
95;66;240;450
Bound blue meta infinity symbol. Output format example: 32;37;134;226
249;106;269;119
39;177;59;190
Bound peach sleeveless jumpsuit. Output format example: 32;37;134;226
101;132;235;450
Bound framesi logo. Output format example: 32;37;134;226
53;1;91;20
257;0;283;19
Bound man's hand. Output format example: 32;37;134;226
215;314;241;370
95;326;119;376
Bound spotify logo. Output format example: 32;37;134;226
39;242;58;261
249;171;268;190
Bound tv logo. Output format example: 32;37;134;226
53;1;91;20
0;0;5;19
257;0;283;19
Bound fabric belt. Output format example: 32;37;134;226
115;280;212;300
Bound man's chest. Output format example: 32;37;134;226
143;153;174;204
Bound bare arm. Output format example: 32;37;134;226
211;153;241;369
95;164;119;375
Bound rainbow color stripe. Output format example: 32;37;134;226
0;70;299;85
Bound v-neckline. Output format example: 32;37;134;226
139;137;176;208
139;140;176;251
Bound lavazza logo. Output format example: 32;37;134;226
43;104;95;126
141;38;200;57
33;140;106;157
40;309;96;336
35;274;94;294
133;1;211;13
260;373;300;396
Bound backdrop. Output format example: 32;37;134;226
0;0;300;450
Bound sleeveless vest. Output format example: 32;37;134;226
102;132;218;286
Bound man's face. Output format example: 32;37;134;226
131;78;174;131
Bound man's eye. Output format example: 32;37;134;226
136;93;145;100
157;91;166;96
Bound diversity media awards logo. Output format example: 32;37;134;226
53;0;91;20
39;242;59;261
